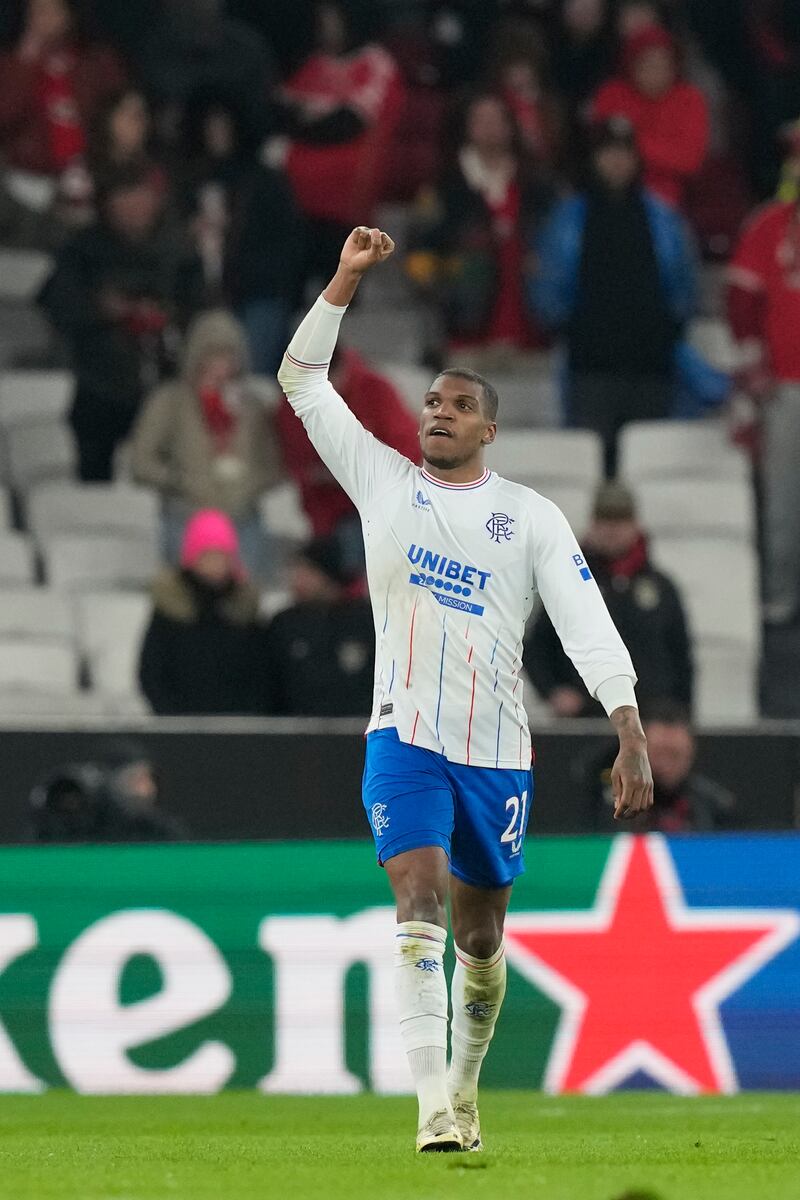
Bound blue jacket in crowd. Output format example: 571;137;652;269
529;190;698;331
528;191;729;417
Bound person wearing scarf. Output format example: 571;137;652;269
524;481;693;716
131;310;284;579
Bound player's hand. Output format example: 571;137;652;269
339;227;395;275
610;738;653;821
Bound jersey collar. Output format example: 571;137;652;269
420;466;492;491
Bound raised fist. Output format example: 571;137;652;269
339;226;395;274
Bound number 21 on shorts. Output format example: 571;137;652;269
501;791;528;856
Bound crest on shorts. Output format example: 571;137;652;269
370;803;390;836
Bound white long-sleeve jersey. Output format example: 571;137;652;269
278;296;637;769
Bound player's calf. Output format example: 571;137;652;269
447;940;507;1150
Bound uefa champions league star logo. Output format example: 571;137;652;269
415;958;440;972
486;512;515;543
370;803;390;836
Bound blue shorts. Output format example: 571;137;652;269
362;728;534;889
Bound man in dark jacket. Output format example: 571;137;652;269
586;700;736;832
39;162;203;480
529;115;697;475
265;537;374;717
524;481;693;716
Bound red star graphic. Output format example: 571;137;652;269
505;836;799;1094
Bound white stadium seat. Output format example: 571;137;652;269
381;362;434;416
0;248;53;302
28;482;159;542
260;589;292;620
0;688;117;717
694;642;759;725
535;482;593;535
3;421;76;489
0;639;78;692
260;481;312;542
619;419;748;482
651;536;760;649
489;427;603;486
44;533;158;592
0;588;74;642
650;534;761;724
0;487;12;528
487;428;603;488
634;479;755;543
75;590;151;698
0;531;36;586
0;370;72;428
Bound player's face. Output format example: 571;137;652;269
419;375;496;469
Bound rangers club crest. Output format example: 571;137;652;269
486;513;515;543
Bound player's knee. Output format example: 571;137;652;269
453;924;503;960
396;885;446;927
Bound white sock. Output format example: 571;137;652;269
448;941;507;1104
394;921;451;1126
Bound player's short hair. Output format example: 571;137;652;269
437;368;499;421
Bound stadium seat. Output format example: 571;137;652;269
0;587;74;642
381;362;433;416
260;481;312;542
635;479;755;542
28;482;159;543
651;536;760;649
44;534;159;592
687;316;739;372
492;365;560;429
618;419;748;482
487;428;604;488
260;589;292;619
0;369;72;428
343;308;423;364
535;482;593;535
0;249;53;303
694;642;759;725
3;421;76;489
0;532;36;585
0;688;115;717
74;590;151;699
0;486;12;528
0;639;78;692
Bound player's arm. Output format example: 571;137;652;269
531;498;653;821
277;227;409;509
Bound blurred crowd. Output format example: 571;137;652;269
1;0;800;808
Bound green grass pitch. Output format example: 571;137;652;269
1;1092;798;1200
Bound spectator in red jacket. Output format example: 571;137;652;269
276;1;405;286
0;0;125;246
275;346;420;569
727;191;800;625
592;25;708;209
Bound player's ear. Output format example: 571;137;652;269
481;424;497;446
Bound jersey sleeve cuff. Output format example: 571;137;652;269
595;675;638;716
318;295;349;314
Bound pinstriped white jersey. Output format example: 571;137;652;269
279;320;635;769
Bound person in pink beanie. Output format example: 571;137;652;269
139;509;270;714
